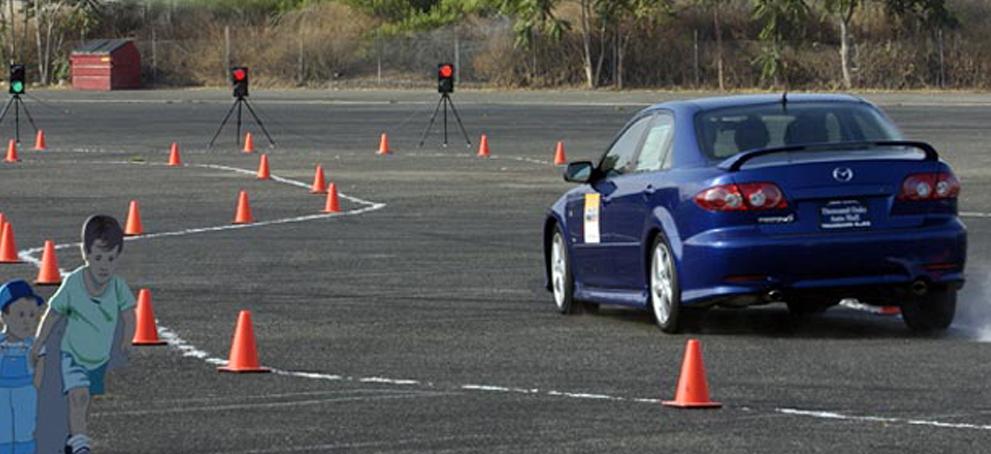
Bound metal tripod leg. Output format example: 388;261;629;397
208;98;240;148
445;95;472;147
242;99;276;146
442;94;448;147
13;96;19;143
236;100;242;147
0;96;14;124
418;95;446;147
17;97;38;134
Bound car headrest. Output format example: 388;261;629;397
734;116;770;152
785;113;829;145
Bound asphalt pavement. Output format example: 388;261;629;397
0;88;990;453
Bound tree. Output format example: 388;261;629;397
819;0;956;89
24;0;101;85
697;0;727;90
752;0;808;87
611;0;670;89
496;0;568;85
823;0;856;88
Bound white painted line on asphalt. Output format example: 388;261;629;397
359;377;422;385
777;408;991;431
93;392;450;417
461;384;538;394
960;211;991;218
227;434;502;454
404;150;554;167
460;384;635;402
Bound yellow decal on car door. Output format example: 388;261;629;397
584;193;600;244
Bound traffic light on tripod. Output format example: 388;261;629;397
230;67;249;98
9;64;25;95
438;63;454;94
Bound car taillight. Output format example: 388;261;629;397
898;172;960;201
695;183;787;211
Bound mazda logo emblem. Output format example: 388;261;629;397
833;167;854;182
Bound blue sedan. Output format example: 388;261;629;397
543;94;966;333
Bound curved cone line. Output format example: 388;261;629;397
323;183;340;213
662;339;721;409
311;165;326;194
243;132;255;153
233;191;254;224
35;240;61;285
377;133;391;155
0;223;21;263
477;134;490;157
33;130;46;151
257;154;270;180
125;200;144;236
168;142;181;166
133;289;166;346
218;310;269;373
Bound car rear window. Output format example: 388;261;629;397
695;102;902;159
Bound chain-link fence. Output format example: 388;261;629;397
38;8;988;92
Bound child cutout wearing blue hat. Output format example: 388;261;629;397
0;279;45;454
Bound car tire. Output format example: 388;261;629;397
901;288;956;332
550;227;580;314
649;235;683;333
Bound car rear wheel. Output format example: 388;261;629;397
901;288;956;332
550;228;579;314
650;235;682;333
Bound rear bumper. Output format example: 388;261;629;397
679;218;966;306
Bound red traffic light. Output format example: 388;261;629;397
232;68;247;82
439;64;454;79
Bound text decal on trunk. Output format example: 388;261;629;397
820;200;872;230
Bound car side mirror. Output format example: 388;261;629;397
563;161;595;184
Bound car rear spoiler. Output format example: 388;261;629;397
718;140;939;172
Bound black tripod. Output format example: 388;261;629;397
418;93;471;148
0;94;37;144
208;96;275;149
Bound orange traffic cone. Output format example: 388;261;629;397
218;310;270;373
35;240;61;286
124;200;144;236
168;142;182;167
663;339;721;409
233;190;253;224
242;132;255;153
132;289;167;346
310;165;327;194
477;134;490;158
257;154;270;180
33;130;46;151
377;133;391;155
553;141;567;165
4;139;18;163
323;183;340;213
0;223;20;263
0;212;6;237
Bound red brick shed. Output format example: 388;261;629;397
70;39;141;90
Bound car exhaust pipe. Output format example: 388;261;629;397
766;290;784;302
911;279;928;296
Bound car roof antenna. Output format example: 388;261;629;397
781;91;788;113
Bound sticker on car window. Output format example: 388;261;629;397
584;193;600;244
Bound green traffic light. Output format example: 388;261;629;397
11;81;22;94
